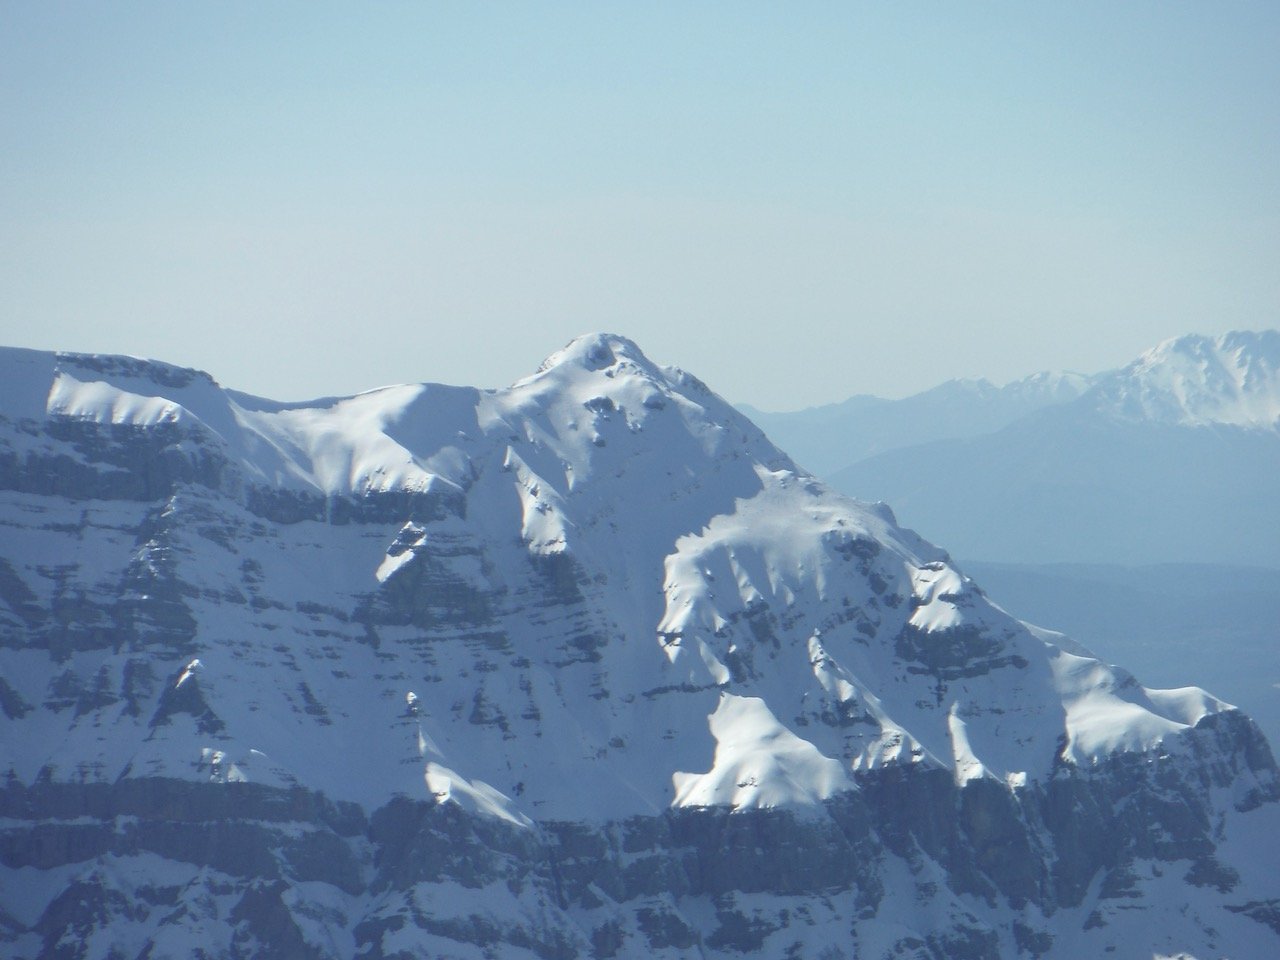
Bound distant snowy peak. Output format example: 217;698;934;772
1000;368;1095;404
918;370;1095;408
1087;329;1280;429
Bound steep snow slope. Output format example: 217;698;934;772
964;561;1280;749
1;336;1277;959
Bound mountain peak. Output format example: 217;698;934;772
1091;328;1280;428
4;334;1279;957
534;332;655;376
1150;328;1280;361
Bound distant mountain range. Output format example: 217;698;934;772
743;330;1280;567
740;370;1095;478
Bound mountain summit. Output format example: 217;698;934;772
1085;329;1280;428
1;336;1278;958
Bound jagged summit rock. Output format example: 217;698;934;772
1;335;1278;958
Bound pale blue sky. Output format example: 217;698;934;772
2;3;1277;408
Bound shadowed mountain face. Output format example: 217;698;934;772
1;336;1278;959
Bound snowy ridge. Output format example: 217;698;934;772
1085;329;1280;429
999;368;1095;404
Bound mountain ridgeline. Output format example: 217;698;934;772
750;330;1280;567
1;335;1278;959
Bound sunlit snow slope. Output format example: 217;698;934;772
1;336;1248;820
1;335;1277;959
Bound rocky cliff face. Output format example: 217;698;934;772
1;337;1278;959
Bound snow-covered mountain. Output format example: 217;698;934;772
738;370;1094;477
1084;330;1280;428
2;336;1278;959
829;330;1280;567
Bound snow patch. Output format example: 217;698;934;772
672;694;853;810
175;658;202;688
424;762;533;829
946;702;989;785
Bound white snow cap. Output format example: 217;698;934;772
1089;329;1280;428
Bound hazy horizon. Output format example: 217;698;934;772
3;4;1277;409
